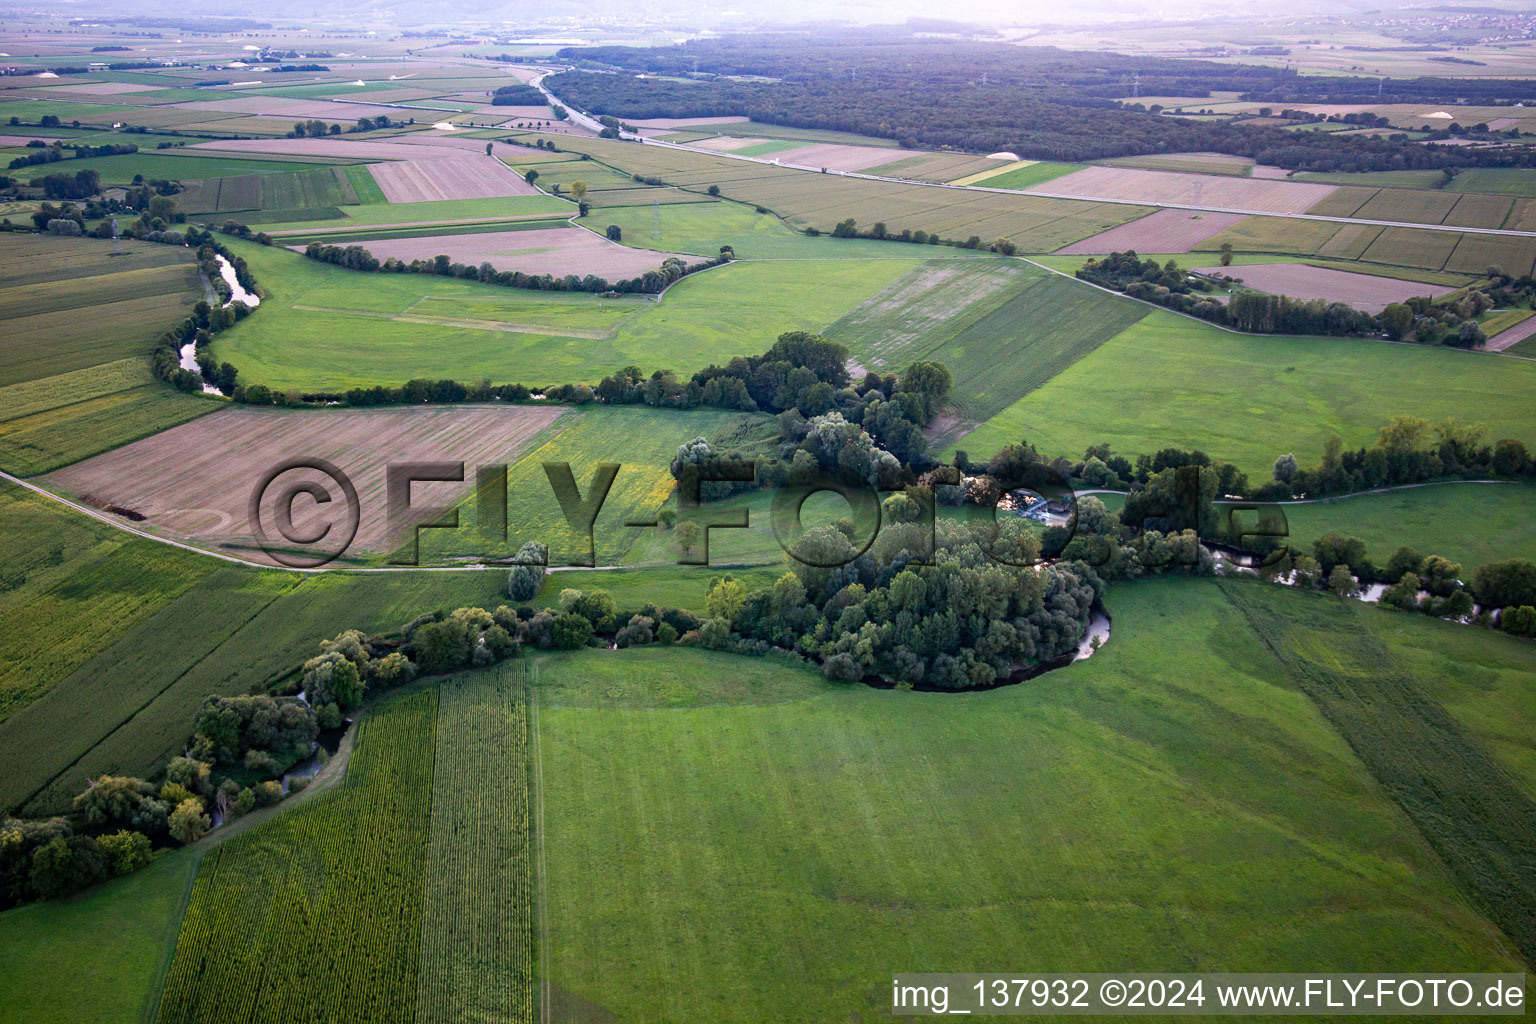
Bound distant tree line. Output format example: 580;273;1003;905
8;140;137;170
545;33;1534;171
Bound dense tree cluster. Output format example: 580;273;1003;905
547;33;1533;171
1252;415;1533;503
490;84;546;105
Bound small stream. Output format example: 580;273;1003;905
215;254;260;308
182;255;259;394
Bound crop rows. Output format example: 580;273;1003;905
1222;581;1536;968
415;663;533;1024
155;688;438;1024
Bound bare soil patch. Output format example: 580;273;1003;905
367;156;540;203
1485;314;1536;353
177;97;413;120
1056;209;1247;254
337;226;691;278
1028;166;1336;215
46;82;164;95
191;137;471;161
44;405;568;564
1194;263;1458;313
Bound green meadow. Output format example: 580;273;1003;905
580;199;956;259
535;581;1526;1021
209;240;915;389
0;850;199;1024
954;309;1536;478
254;195;572;231
1278;482;1536;572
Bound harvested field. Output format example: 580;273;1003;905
1027;165;1337;215
1485;315;1536;353
860;152;1001;182
173;96;414;120
1315;224;1384;260
1194;263;1456;312
1443;233;1536;277
40;82;162;96
1194;216;1342;255
623;115;749;129
1352;189;1459;225
366;156;540;203
191;137;469;161
1306;186;1379;218
332;227;691;278
692;135;776;152
43;405;569;565
490;105;552;120
1360;226;1461;271
1098;152;1254;176
1056;208;1246;254
773;142;905;172
1443;193;1515;230
0;134;63;146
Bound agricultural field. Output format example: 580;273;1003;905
367;155;540;204
416;667;534;1024
342;225;693;279
205;239;915;391
156;685;439;1024
824;259;1147;425
1056;208;1246;255
954;309;1536;479
0;482;216;729
579;200;928;259
419;405;746;567
4;565;510;818
535;583;1525;1021
1194;216;1536;276
44;405;569;564
0;233;218;473
963;160;1083;190
256;195;573;232
1224;582;1536;960
515;131;1149;250
0;233;201;386
155;663;533;1024
1277;482;1536;573
5;28;1536;1023
1025;165;1337;215
0;850;200;1024
1096;152;1255;176
1196;263;1458;313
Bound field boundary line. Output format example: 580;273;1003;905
140;850;204;1024
531;667;552;1024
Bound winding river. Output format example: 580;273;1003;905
181;255;259;394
